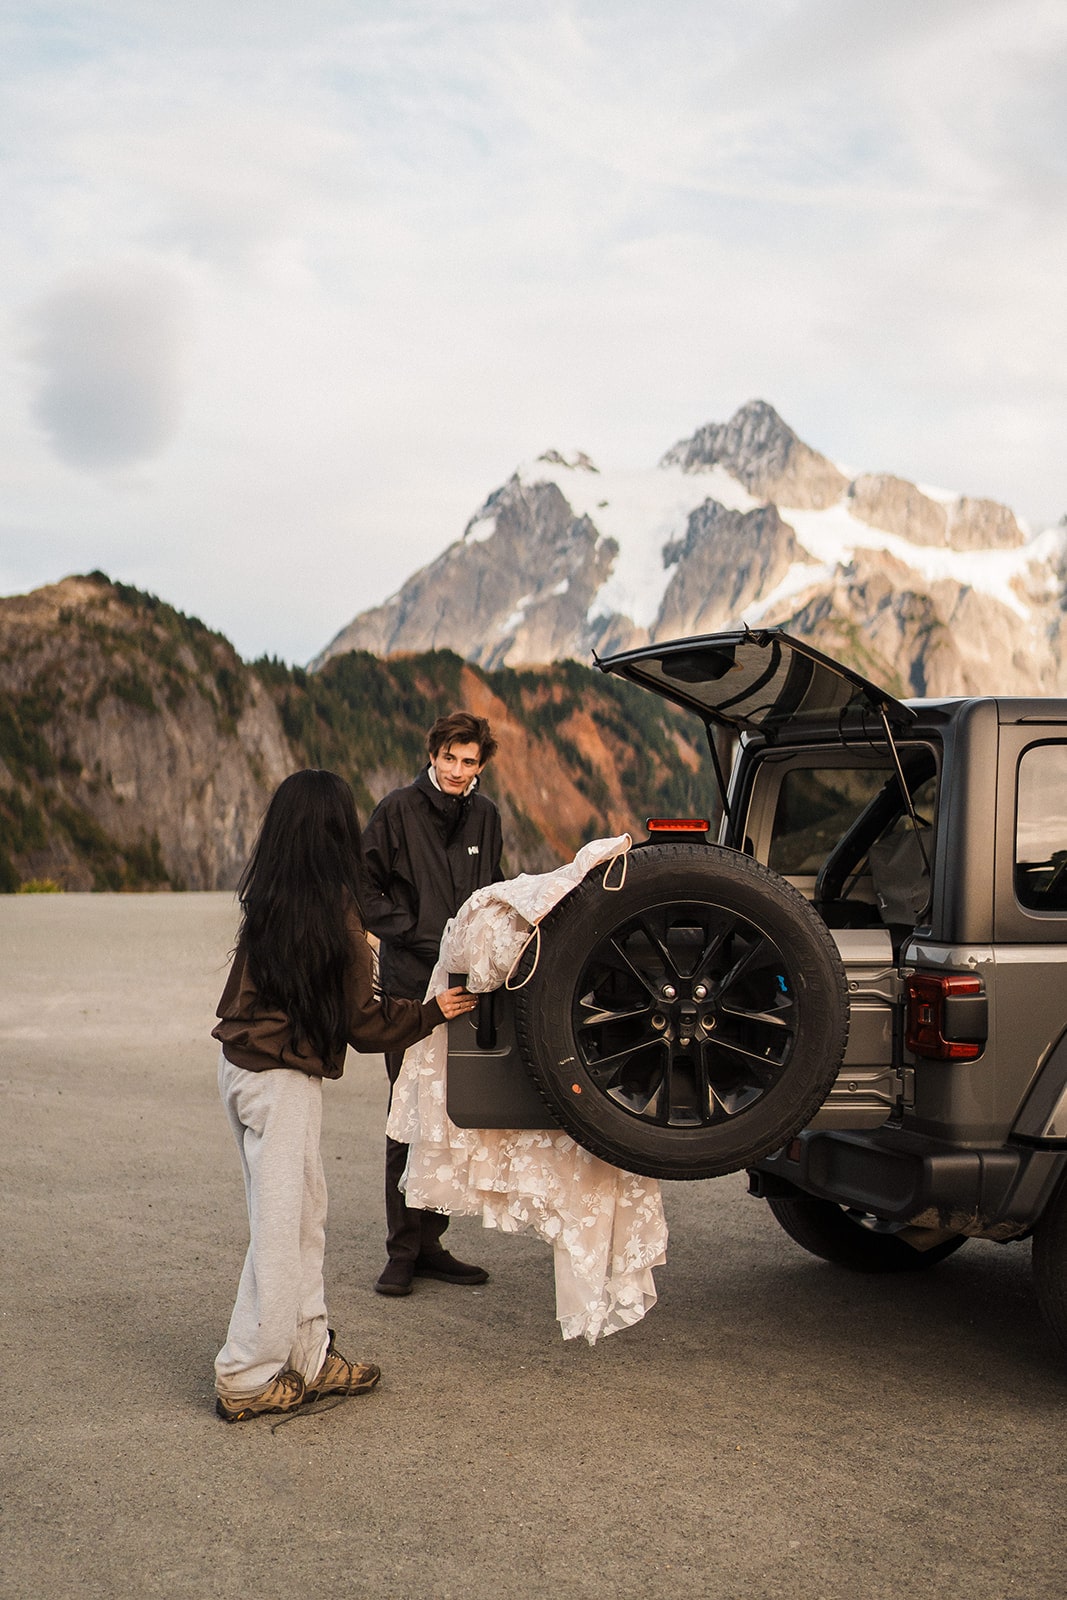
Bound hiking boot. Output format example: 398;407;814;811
215;1367;305;1423
413;1249;489;1286
374;1259;415;1296
304;1331;381;1401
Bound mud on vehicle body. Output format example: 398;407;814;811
446;628;1067;1355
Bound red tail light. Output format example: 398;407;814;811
904;973;986;1061
646;817;710;833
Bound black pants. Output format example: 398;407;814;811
384;1049;449;1264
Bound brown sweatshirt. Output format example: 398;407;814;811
212;904;443;1079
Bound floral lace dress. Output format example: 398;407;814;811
386;836;668;1344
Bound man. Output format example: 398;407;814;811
361;710;503;1296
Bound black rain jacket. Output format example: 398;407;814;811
360;767;503;999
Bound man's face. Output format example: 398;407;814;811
431;740;484;796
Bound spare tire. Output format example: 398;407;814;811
513;842;849;1180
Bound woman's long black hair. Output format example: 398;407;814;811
237;769;365;1063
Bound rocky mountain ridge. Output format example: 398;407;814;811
0;574;710;891
317;400;1065;696
0;575;294;891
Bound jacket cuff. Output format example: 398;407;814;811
424;996;446;1029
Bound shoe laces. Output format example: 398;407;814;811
269;1391;353;1432
269;1350;369;1430
275;1369;305;1403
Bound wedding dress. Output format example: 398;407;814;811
386;836;668;1344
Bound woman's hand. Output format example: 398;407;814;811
435;985;478;1020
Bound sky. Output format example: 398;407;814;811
1;0;1065;666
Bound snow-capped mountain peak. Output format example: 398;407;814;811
313;403;1066;696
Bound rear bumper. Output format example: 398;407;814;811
749;1128;1066;1240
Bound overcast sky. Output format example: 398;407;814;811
2;0;1065;664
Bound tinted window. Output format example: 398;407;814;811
768;766;892;875
1016;743;1067;910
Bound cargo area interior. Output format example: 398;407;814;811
748;742;938;953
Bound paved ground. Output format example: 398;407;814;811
2;892;1065;1600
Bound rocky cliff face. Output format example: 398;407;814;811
847;474;1027;550
0;575;295;890
317;400;1067;697
656;503;804;641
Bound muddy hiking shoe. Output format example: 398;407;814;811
215;1367;305;1423
303;1331;381;1402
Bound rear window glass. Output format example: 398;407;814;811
1016;743;1067;911
768;767;892;875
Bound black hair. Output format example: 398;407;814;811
426;710;498;765
236;769;365;1064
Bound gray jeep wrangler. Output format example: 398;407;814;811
446;628;1067;1355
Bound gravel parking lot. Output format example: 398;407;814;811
3;893;1065;1600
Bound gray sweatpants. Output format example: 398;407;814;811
214;1051;331;1400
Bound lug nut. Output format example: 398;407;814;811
662;984;677;1000
694;983;708;1000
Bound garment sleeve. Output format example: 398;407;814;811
343;913;443;1053
359;799;419;941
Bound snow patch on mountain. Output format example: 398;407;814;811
782;502;1063;621
518;455;757;630
741;560;836;625
917;481;966;508
499;595;535;635
464;512;497;544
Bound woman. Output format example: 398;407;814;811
211;769;475;1423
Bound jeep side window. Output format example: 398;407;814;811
1015;742;1067;911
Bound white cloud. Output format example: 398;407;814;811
23;263;189;469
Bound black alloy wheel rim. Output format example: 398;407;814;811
569;900;798;1128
